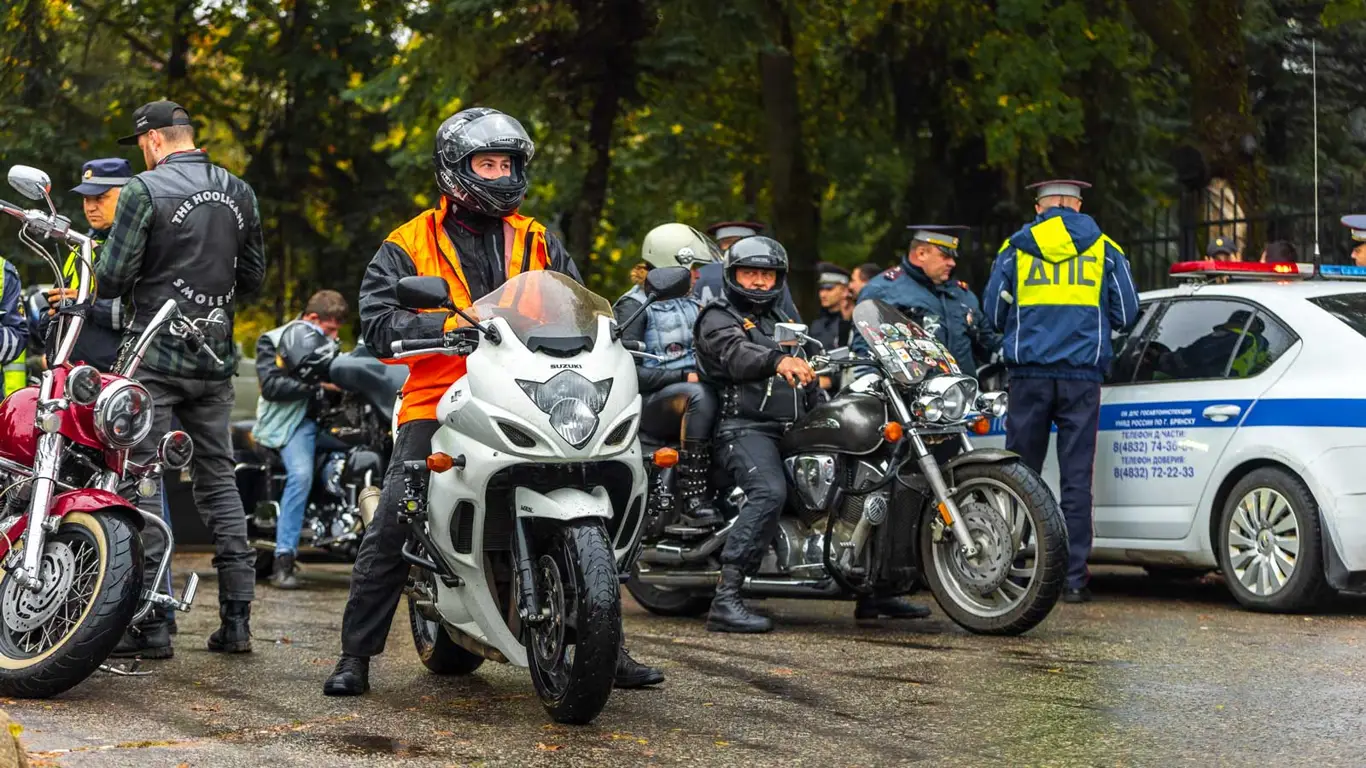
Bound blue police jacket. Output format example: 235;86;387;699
853;261;992;377
982;207;1141;382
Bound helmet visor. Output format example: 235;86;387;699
438;112;536;166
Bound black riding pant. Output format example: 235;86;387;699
716;426;787;571
638;382;718;443
340;419;438;657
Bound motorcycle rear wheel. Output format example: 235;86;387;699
625;568;712;617
920;461;1065;635
525;520;621;725
0;512;143;698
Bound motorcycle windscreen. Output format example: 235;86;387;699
851;299;959;387
467;271;615;354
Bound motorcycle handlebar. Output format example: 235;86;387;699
391;337;447;356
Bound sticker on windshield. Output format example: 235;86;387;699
895;349;912;363
914;340;939;353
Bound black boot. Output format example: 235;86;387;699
160;604;179;636
855;595;932;620
206;600;253;653
705;566;772;634
109;618;173;659
323;654;370;696
271;552;300;590
678;440;722;528
615;647;664;689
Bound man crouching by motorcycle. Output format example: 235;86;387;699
614;223;723;529
253;290;347;589
696;238;932;632
323;107;663;695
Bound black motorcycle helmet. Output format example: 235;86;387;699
433;107;536;217
278;321;338;386
722;236;789;312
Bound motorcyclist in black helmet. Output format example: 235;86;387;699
693;237;820;632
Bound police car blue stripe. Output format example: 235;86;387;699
979;398;1366;437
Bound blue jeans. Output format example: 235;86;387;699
275;419;317;555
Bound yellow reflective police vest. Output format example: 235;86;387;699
1;258;25;397
1013;217;1116;309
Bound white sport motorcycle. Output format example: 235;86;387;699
390;267;691;724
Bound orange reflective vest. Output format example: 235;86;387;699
385;198;549;423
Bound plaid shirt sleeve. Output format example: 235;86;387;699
93;177;153;300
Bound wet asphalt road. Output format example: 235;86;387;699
9;555;1366;767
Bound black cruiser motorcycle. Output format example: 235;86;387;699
233;343;406;573
627;299;1067;634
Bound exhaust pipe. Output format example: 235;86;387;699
634;568;844;597
357;485;381;528
637;521;733;565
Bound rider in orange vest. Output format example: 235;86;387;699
323;107;664;696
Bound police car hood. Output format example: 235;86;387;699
1009;209;1103;264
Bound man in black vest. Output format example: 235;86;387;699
97;100;266;658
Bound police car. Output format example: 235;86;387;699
980;259;1366;611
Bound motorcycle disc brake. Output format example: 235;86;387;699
3;541;77;633
945;501;1014;596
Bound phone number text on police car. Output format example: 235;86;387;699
1113;465;1196;480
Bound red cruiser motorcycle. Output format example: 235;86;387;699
0;165;220;698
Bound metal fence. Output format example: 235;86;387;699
957;174;1366;293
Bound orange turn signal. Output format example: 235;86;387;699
652;447;679;468
881;421;904;443
970;417;991;435
427;452;456;473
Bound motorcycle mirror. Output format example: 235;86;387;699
202;308;231;341
644;267;691;302
8;165;52;202
397;276;453;311
774;322;810;348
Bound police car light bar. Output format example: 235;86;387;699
1315;264;1366;280
1169;260;1311;280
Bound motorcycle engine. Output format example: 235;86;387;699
322;452;347;498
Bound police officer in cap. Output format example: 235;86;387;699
1342;215;1366;267
36;158;133;373
692;220;801;320
1207;235;1240;261
854;226;998;377
982;180;1140;603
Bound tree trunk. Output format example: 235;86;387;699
167;0;192;85
566;77;623;286
760;0;819;319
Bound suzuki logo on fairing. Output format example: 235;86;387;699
551;364;582;369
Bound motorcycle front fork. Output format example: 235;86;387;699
883;380;980;558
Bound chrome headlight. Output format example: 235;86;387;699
157;430;194;470
94;380;155;449
517;371;613;449
67;365;102;406
920;375;978;422
977;391;1008;419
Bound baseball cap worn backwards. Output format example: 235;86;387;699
118;100;192;145
71;158;133;196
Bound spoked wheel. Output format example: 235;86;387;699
0;513;142;698
920;462;1066;635
524;520;621;725
407;567;484;675
1218;468;1326;612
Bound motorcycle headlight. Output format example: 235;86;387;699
920;375;978;422
517;371;613;449
94;380;155;449
67;365;102;406
913;395;944;422
977;391;1008;419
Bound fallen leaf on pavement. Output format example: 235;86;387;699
536;743;563;751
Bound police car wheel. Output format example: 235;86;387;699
1217;468;1327;613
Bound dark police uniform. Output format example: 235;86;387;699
1342;215;1366;266
982;180;1140;599
854;226;999;377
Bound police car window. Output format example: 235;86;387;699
1227;311;1294;379
1107;300;1162;384
1308;292;1366;340
1132;299;1256;383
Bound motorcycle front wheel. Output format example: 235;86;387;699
0;512;143;698
525;519;621;725
919;461;1066;635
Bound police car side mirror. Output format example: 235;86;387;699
644;267;690;302
7;165;51;202
396;276;452;311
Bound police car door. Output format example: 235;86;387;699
1095;297;1290;541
